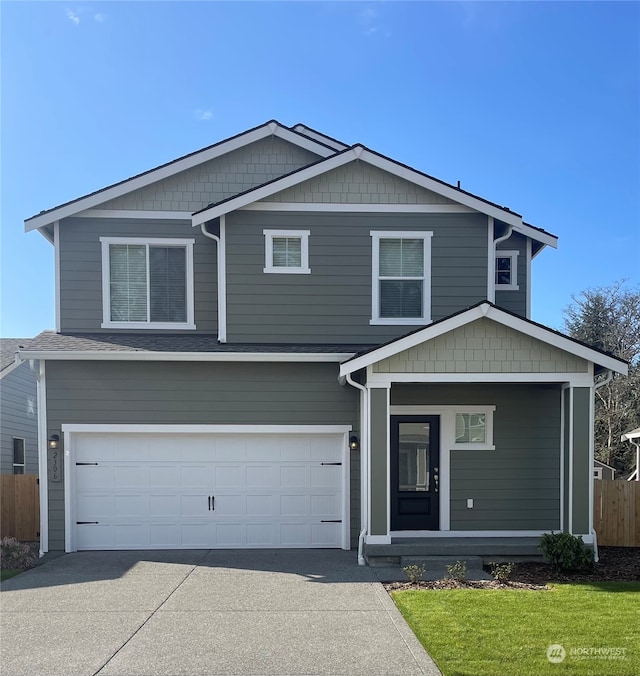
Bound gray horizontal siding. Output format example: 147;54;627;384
0;364;38;474
45;360;358;551
226;211;489;343
391;383;561;531
59;218;218;333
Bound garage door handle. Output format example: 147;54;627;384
321;462;342;466
208;496;211;511
211;495;215;511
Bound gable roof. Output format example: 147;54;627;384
24;120;339;233
192;144;557;248
339;302;628;377
0;338;32;379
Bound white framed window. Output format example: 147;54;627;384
593;467;603;480
263;230;310;274
495;250;519;290
453;407;496;450
370;231;432;325
100;237;195;330
13;437;25;474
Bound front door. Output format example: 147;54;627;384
390;415;440;531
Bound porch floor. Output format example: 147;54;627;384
364;536;544;567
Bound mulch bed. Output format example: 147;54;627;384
385;547;640;592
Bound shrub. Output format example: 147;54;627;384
539;532;594;572
0;537;37;571
403;563;425;584
489;562;514;583
446;560;468;582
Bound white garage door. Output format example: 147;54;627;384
69;429;347;551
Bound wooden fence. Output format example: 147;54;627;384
594;480;640;547
1;475;40;541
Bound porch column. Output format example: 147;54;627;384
563;386;592;535
369;387;389;539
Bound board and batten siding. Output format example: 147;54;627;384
0;364;38;474
97;136;321;213
226;211;489;343
44;360;359;550
58;218;218;333
373;317;590;374
391;383;561;531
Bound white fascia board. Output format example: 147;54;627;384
621;428;640;441
74;210;193;220
0;358;24;380
62;423;352;435
368;372;595;387
19;350;355;363
516;223;557;249
291;124;349;151
359;149;524;229
242;202;475;213
484;306;628;375
25;123;335;232
192;148;361;226
273;125;337;157
339;305;487;376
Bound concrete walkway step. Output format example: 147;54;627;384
400;555;484;570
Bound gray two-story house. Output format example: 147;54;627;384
21;120;626;562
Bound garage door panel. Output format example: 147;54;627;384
72;431;345;550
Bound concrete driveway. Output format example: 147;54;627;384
1;550;441;676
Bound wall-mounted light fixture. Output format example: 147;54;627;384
48;434;60;450
349;435;360;452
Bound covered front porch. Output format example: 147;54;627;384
339;303;627;564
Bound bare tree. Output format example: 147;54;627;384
564;281;640;475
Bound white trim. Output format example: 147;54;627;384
568;387;574;534
593;467;603;480
62;423;352;553
560;385;566;531
263;229;311;274
370;231;432;324
291;124;349;151
385;388;391;538
243;202;475;214
588;383;595;533
368;372;595;387
390;529;551;538
38;226;54;244
61;423;353;435
37;361;48;555
25;121;336;232
54;221;61;332
99;236;196;330
20;351;354;363
340;302;628;377
526;238;532;319
75;209;192;220
495;250;519;291
11;437;26;474
218;215;227;342
0;357;23;380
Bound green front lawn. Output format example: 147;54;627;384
0;569;22;582
392;583;639;676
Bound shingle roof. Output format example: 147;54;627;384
0;338;32;372
20;331;374;355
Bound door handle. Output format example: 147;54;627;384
208;496;211;511
434;474;439;493
211;495;215;511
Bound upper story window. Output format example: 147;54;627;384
495;250;519;290
263;230;310;274
100;237;195;330
13;437;25;474
371;231;432;325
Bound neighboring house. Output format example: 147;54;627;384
0;339;38;475
20;120;628;561
593;459;615;481
621;428;640;481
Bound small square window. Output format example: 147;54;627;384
453;408;495;450
263;230;310;274
495;251;519;290
13;438;25;474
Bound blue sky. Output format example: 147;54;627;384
2;1;638;338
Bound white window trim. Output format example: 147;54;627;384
12;436;26;474
593;467;603;480
495;250;519;291
453;407;496;450
263;229;310;274
100;237;196;330
370;231;432;325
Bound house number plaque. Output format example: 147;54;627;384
49;449;62;482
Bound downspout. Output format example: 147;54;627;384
28;358;49;557
200;217;227;343
346;373;368;566
489;218;513;303
591;369;613;562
